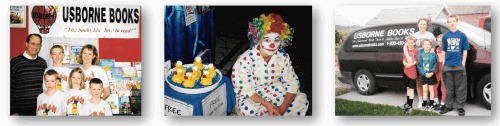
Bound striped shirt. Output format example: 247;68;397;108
10;54;47;115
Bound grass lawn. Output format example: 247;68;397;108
335;88;350;96
335;98;443;116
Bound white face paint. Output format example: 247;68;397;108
260;32;281;56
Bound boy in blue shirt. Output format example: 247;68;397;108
439;15;469;116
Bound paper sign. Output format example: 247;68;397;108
201;83;227;116
115;62;131;67
164;95;193;116
70;45;83;64
10;5;26;28
184;6;196;26
122;67;136;77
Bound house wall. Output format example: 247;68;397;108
436;10;449;20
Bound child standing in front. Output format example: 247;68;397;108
43;45;72;92
82;78;113;116
433;34;447;111
36;69;67;116
417;39;439;111
65;68;91;116
440;15;469;116
400;35;418;114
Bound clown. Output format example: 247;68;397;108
231;13;309;116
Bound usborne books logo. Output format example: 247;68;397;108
32;5;57;34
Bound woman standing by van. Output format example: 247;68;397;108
403;17;438;109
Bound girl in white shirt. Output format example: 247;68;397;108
65;68;91;116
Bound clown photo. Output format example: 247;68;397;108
164;6;312;116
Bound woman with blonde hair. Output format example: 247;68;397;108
78;44;110;100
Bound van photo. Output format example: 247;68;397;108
336;20;491;109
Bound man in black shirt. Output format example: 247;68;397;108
10;34;47;116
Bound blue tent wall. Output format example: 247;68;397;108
164;6;215;64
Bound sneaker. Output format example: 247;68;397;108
435;104;444;111
400;103;410;110
427;105;434;111
433;103;440;110
440;107;453;114
422;105;430;111
406;108;413;114
417;101;423;109
458;108;465;116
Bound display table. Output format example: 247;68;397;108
164;76;236;116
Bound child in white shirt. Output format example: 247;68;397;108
36;69;67;116
82;78;113;116
43;45;71;92
65;68;91;116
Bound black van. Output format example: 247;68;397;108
337;20;491;109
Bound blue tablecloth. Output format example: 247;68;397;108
164;76;236;116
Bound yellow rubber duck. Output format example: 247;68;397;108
200;71;213;86
191;66;201;80
57;81;62;90
193;57;203;71
72;104;78;114
182;73;196;88
175;61;187;75
172;69;185;84
208;63;216;78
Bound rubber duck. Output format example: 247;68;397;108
208;63;216;78
182;73;196;88
200;71;213;86
191;66;201;80
193;57;203;71
174;61;186;75
172;68;185;84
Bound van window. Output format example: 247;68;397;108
429;24;449;37
377;24;418;53
345;24;418;53
484;18;491;32
343;27;380;52
344;24;452;53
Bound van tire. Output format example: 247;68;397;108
476;74;491;109
354;69;378;95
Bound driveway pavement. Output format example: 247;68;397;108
336;88;491;116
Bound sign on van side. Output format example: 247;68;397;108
351;26;416;48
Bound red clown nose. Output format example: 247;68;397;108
270;43;275;48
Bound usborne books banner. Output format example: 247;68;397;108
29;5;140;38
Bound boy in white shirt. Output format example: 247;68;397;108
43;45;71;92
36;69;67;116
82;78;113;116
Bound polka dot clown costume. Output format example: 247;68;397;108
232;13;308;116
